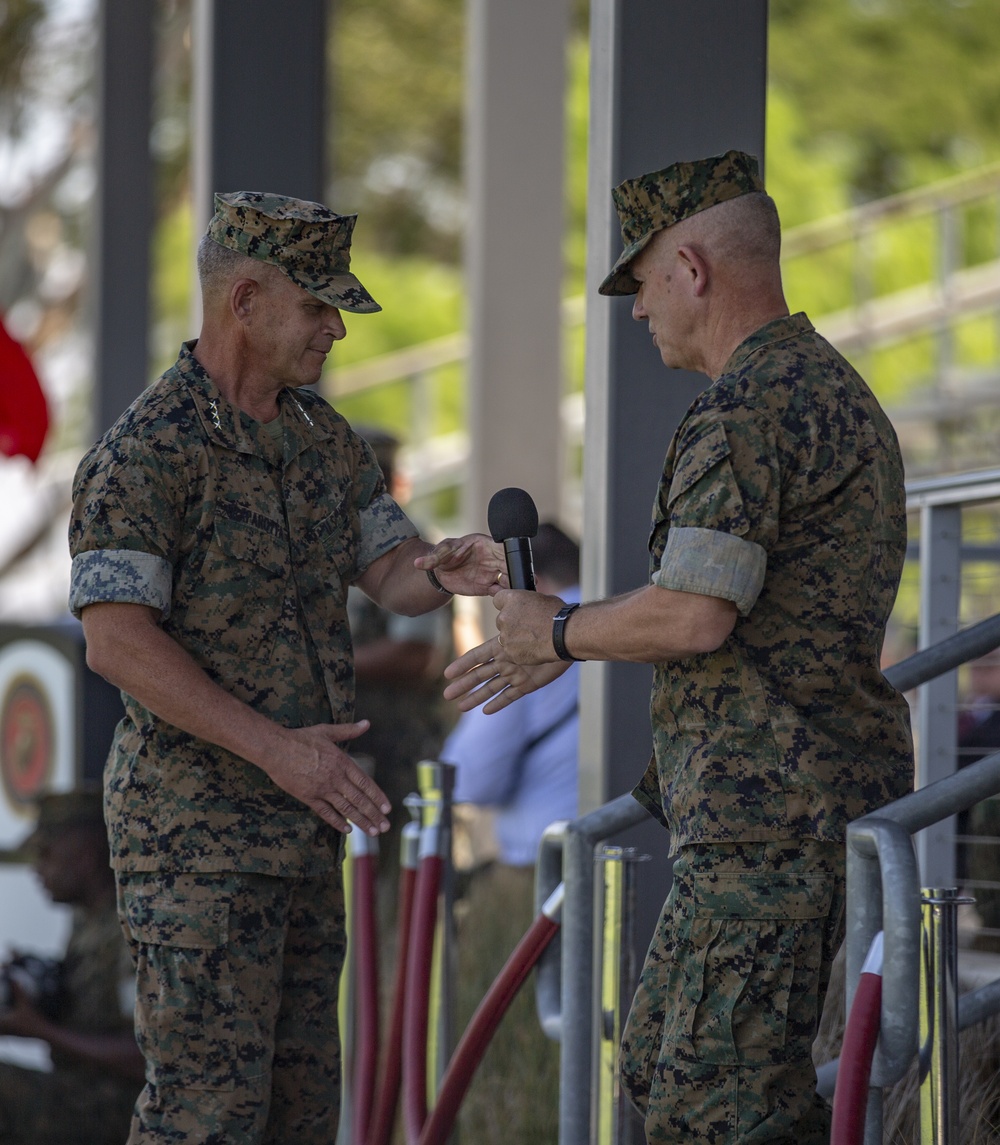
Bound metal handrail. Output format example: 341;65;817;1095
846;749;1000;1145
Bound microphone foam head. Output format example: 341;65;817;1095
487;487;539;542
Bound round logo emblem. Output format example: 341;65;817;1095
0;673;55;810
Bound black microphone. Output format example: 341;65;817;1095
487;487;538;591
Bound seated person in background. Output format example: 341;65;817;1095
441;522;580;1145
0;787;144;1145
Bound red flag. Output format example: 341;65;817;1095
0;314;50;463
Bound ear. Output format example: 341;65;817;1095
230;278;260;325
676;245;710;297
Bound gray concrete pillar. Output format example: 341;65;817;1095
191;0;327;235
463;0;572;533
580;0;768;811
91;0;155;434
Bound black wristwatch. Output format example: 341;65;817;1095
552;602;583;662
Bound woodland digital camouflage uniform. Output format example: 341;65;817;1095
68;191;414;1141
633;312;913;849
600;155;913;1143
69;344;416;875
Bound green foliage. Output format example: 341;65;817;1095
328;0;466;262
769;0;1000;201
143;1;1000;449
320;251;466;439
151;196;194;377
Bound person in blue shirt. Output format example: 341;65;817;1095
444;522;580;1142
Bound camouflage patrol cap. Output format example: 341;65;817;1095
208;191;381;314
0;785;105;863
599;150;764;297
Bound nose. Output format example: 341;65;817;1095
326;308;347;340
631;286;646;322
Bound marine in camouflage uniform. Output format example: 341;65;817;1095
0;790;142;1145
67;193;503;1144
445;152;913;1143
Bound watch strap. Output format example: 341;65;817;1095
552;602;583;662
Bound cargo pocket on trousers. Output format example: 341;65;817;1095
665;874;832;1067
123;891;238;1091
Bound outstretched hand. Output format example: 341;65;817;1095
442;588;572;713
264;720;391;836
443;635;571;713
413;534;506;597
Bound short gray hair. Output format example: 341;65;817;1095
685;191;782;266
196;234;272;303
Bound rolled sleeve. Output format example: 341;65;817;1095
356;492;420;572
652;526;766;616
70;549;173;620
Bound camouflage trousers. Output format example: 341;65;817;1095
116;866;346;1145
620;840;845;1144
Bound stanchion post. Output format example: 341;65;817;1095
416;762;457;1105
593;845;650;1145
919;888;971;1145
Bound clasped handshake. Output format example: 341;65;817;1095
415;486;574;717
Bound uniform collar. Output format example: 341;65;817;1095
718;312;814;379
178;341;332;460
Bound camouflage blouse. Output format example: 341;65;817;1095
68;343;417;875
634;313;914;850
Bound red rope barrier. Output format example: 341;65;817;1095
367;863;418;1145
402;854;444;1145
417;910;561;1145
831;932;884;1145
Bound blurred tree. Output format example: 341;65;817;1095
328;0;589;265
769;0;1000;201
0;0;46;136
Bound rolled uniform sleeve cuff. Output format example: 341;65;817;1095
652;526;766;617
69;549;173;620
357;492;420;573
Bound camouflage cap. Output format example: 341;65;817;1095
208;191;381;314
598;150;764;297
0;786;105;863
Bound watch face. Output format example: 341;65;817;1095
1;673;55;811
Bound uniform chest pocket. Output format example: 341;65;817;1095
212;513;289;574
305;502;359;592
179;513;290;663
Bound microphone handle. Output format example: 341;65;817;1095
503;537;536;591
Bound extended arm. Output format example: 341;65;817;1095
355;533;506;615
444;585;737;713
81;602;390;836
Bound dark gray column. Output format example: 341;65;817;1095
581;0;768;805
191;0;327;235
577;8;767;1124
91;0;155;435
